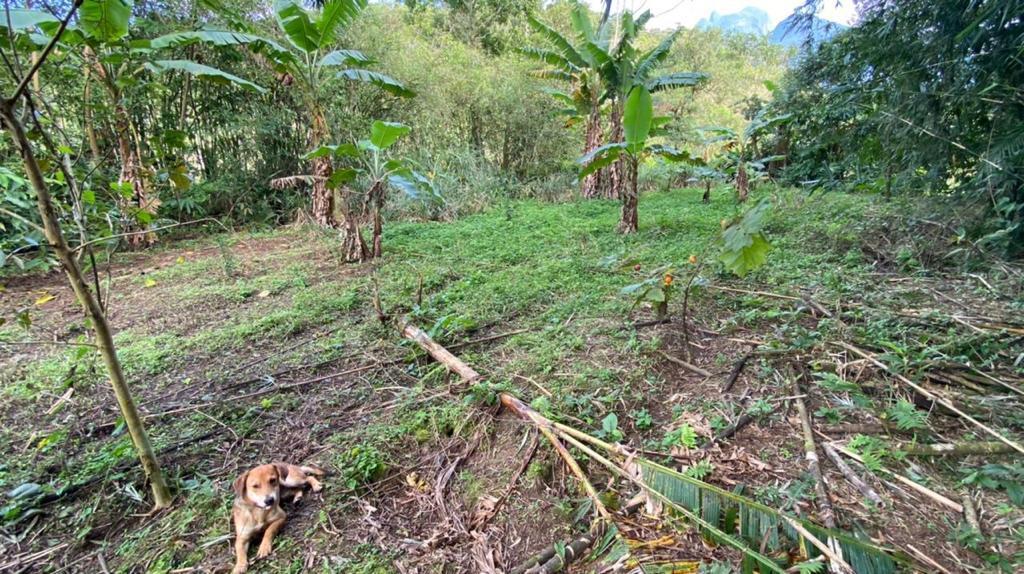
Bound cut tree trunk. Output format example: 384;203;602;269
0;99;172;509
580;107;603;199
606;103;624;200
702;181;711;204
618;156;639;234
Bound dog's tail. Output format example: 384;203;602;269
300;464;325;477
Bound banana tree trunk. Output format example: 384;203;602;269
618;156;639;234
736;161;749;203
607;103;625;200
0;100;172;509
580;107;603;199
309;110;335;227
368;179;385;259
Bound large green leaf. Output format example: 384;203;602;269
638;460;902;574
518;47;576;71
719;200;773;277
314;0;365;49
623;85;653;154
570;4;594;42
147;60;265;93
578;143;625;178
336;69;415;98
274;0;318;53
369;121;411;151
527;14;588;69
645;71;707;93
634;30;679;82
79;0;131;42
319;49;370;67
0;9;59;32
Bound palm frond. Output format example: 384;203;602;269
638;459;904;574
518;47;577;71
635;30;679;82
646;72;707;93
527;14;588;69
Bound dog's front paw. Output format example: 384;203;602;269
257;541;273;559
232;561;248;574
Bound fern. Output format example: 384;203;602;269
887;399;927;431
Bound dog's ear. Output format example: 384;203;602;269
273;462;290;482
232;470;249;497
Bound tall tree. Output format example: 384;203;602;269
523;5;610;199
0;0;173;509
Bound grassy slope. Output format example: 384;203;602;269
1;187;1021;572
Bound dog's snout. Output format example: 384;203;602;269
264;496;276;506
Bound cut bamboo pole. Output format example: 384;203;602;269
827;441;962;514
822;443;883;507
835;342;1024;456
792;379;844;574
901;441;1017;456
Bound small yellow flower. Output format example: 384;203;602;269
663;273;674;286
688;254;698;265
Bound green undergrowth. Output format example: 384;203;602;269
2;186;1022;571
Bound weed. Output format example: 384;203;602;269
336;444;388;490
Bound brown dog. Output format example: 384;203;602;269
231;462;324;573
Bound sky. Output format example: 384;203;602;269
582;0;857;30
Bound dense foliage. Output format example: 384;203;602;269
0;0;789;271
769;0;1024;255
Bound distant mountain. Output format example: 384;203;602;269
769;13;846;48
694;6;848;49
696;7;771;36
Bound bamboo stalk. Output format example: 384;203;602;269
821;443;883;506
835;342;1024;456
791;379;844;574
900;441;1017;456
1;96;170;505
827;441;962;514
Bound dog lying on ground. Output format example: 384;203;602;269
231;462;324;573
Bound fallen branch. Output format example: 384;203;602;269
792;377;844;574
900;441;1017;456
822;443;883;507
658;351;712;378
722;352;751;392
699;408;772;452
835;342;1024;456
511;521;607;574
826;440;962;514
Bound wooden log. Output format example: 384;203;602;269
401;321;483;383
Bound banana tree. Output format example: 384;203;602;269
702;112;790;203
579;85;692;233
305;120;438;261
187;0;414;257
5;3;264;244
523;5;610;198
595;12;706;202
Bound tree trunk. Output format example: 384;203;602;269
736;161;749;203
702;181;711;204
368;180;385;259
580;107;603;199
606;102;624;200
309;109;335;227
618;156;639;234
0;100;172;509
310;154;334;227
